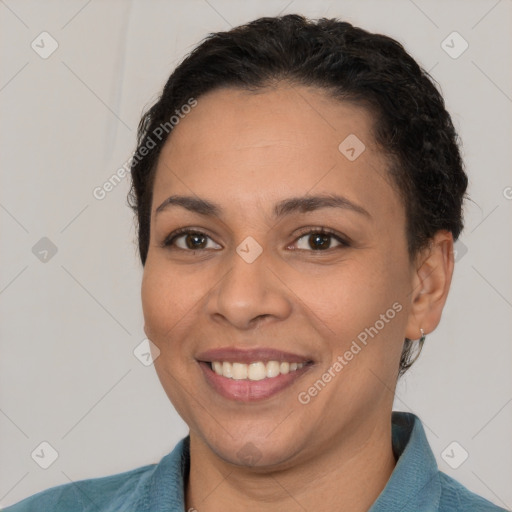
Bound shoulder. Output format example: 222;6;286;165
2;437;189;512
1;463;158;512
438;471;508;511
4;436;190;512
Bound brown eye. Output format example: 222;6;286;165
293;229;348;251
162;229;222;251
182;232;208;250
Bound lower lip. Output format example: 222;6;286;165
199;361;311;402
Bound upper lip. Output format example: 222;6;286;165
196;347;313;364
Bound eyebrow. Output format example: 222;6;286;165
155;194;371;219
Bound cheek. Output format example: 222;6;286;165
290;254;409;380
141;260;202;410
141;259;195;345
141;265;167;342
293;257;404;334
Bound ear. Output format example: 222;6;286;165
405;230;455;340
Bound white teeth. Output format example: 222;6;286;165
210;360;307;380
248;362;266;381
222;361;233;378
266;360;280;378
232;362;248;380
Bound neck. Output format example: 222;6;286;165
185;416;396;512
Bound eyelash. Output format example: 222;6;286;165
160;227;351;252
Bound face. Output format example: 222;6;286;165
141;84;418;468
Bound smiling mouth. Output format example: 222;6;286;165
198;359;314;402
207;360;311;380
196;347;315;401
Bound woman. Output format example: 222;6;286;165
4;14;506;512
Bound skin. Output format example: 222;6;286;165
141;83;454;512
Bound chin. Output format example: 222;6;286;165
204;430;306;470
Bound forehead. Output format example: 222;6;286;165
152;84;401;223
166;84;376;156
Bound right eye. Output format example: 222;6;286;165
161;228;222;251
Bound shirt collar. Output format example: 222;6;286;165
369;411;442;511
148;411;441;511
147;434;190;511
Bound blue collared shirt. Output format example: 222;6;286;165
2;412;506;511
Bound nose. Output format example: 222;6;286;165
206;244;293;330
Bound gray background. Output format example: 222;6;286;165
1;0;511;508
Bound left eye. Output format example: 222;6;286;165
292;230;347;251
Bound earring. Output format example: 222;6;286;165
419;328;426;344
